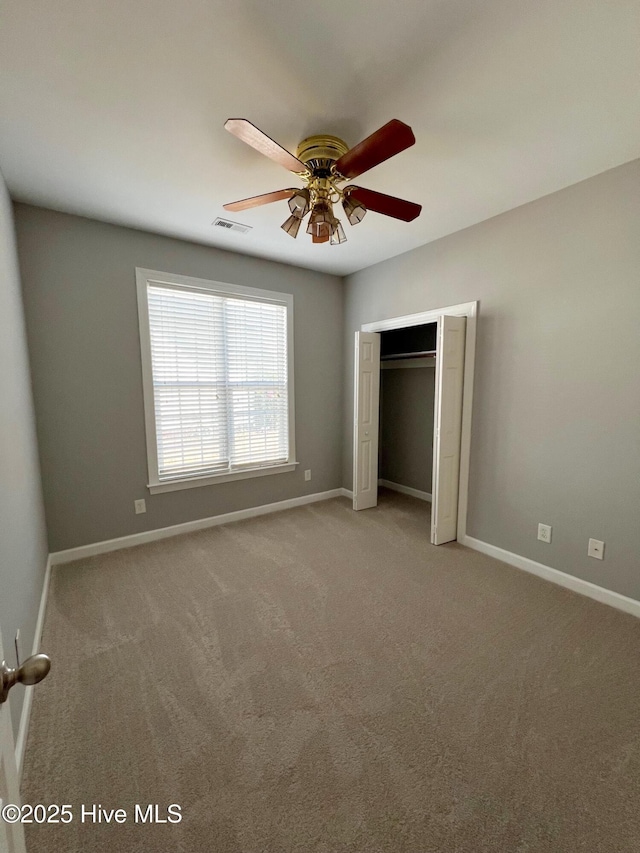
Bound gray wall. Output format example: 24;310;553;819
344;159;640;600
14;205;343;552
0;174;48;736
380;367;434;494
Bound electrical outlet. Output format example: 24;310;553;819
304;469;311;481
588;538;605;560
537;523;552;543
134;499;146;514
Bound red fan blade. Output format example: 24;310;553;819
223;189;297;212
225;119;307;173
334;120;415;179
347;187;422;222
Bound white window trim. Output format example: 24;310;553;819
136;268;297;494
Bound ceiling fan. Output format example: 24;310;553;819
223;118;422;245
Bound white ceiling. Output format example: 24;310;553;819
1;0;639;276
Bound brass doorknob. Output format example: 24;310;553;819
0;654;51;704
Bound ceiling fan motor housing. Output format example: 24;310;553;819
296;134;349;176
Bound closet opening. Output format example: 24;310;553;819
352;302;477;545
379;323;436;511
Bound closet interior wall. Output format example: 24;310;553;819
379;324;437;498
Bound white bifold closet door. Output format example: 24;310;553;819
431;315;466;544
352;331;381;510
0;623;27;853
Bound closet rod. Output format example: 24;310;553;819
380;350;436;362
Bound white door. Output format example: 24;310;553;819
353;331;381;510
0;626;27;853
432;316;466;545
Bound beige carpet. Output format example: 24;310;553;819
22;491;640;852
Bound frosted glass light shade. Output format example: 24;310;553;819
330;220;347;245
342;194;366;225
281;214;302;238
306;202;333;237
288;188;311;218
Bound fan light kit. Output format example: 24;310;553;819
223;119;422;245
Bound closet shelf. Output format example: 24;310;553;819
380;350;436;362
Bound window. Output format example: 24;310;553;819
136;269;296;493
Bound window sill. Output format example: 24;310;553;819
147;462;299;494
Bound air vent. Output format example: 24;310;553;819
212;217;252;235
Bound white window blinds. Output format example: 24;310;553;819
147;283;289;482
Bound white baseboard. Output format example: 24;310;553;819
378;479;432;502
50;489;346;566
15;554;52;777
462;535;640;620
340;488;353;499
